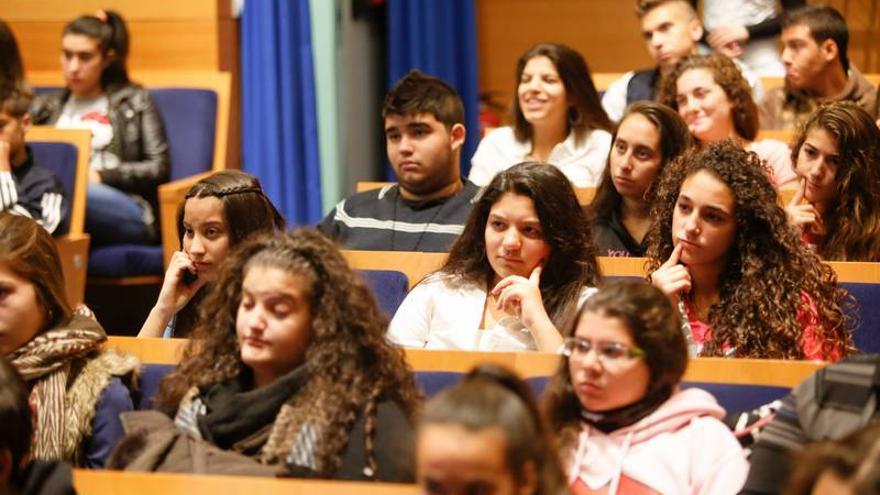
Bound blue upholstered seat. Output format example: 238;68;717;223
357;269;410;317
29;141;78;235
86;88;220;278
842;282;880;353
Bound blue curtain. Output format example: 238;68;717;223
241;0;322;225
387;0;481;178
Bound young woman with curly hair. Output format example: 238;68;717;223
150;228;420;480
389;161;602;352
138;170;285;338
658;53;797;187
543;281;747;494
470;43;613;188
590;101;693;257
646;140;852;360
0;213;137;468
417;364;569;495
785;102;880;261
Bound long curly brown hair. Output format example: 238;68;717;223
441;162;602;330
657;53;759;142
155;228;421;476
791;102;880;262
645;140;853;359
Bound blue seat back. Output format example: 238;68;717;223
842;282;880;353
29;141;78;197
135;366;790;415
137;363;175;410
148;88;218;180
358;269;409;317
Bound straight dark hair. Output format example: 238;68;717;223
63;10;131;91
0;357;31;483
512;43;612;143
590;101;692;222
782;5;849;72
0;19;25;96
421;364;569;495
382;70;465;130
442;162;601;331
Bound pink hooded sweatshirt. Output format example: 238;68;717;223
568;388;748;495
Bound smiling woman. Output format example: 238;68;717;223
388;162;601;352
469;43;613;188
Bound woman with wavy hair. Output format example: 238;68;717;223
785;102;880;261
470;42;613;188
146;229;420;480
138;170;285;338
658;53;797;187
544;282;747;494
646;140;852;360
389;162;602;352
0;213;137;468
417;364;568;495
590;101;692;257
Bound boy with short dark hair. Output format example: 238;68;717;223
0;88;69;235
319;70;480;252
760;5;879;130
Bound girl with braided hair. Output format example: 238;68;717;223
149;228;420;480
646;140;852;360
785;102;880;261
138;170;284;338
0;213;138;468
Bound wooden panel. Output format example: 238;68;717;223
55;233;90;307
105;336;187;364
74;470;419;495
3;0;219;21
477;0;654;113
827;261;880;283
598;257;649;278
12;21;220;72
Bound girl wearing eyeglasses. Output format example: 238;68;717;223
543;282;748;495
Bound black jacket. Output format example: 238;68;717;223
30;84;170;204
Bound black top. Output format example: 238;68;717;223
591;206;647;257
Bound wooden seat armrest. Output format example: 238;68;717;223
54;233;90;307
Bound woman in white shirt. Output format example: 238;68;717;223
470;43;613;188
388;162;601;352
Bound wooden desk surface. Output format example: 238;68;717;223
74;469;418;495
107;337;824;387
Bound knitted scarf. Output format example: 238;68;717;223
8;313;137;463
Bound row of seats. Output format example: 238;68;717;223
343;250;880;353
24;71;231;307
105;336;824;417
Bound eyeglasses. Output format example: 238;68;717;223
558;337;645;364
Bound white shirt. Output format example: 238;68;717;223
469;126;612;188
56;95;119;172
387;273;596;351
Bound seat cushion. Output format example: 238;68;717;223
357;269;409;317
89;245;164;278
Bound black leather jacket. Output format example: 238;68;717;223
30;83;170;202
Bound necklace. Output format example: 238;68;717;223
389;188;447;251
